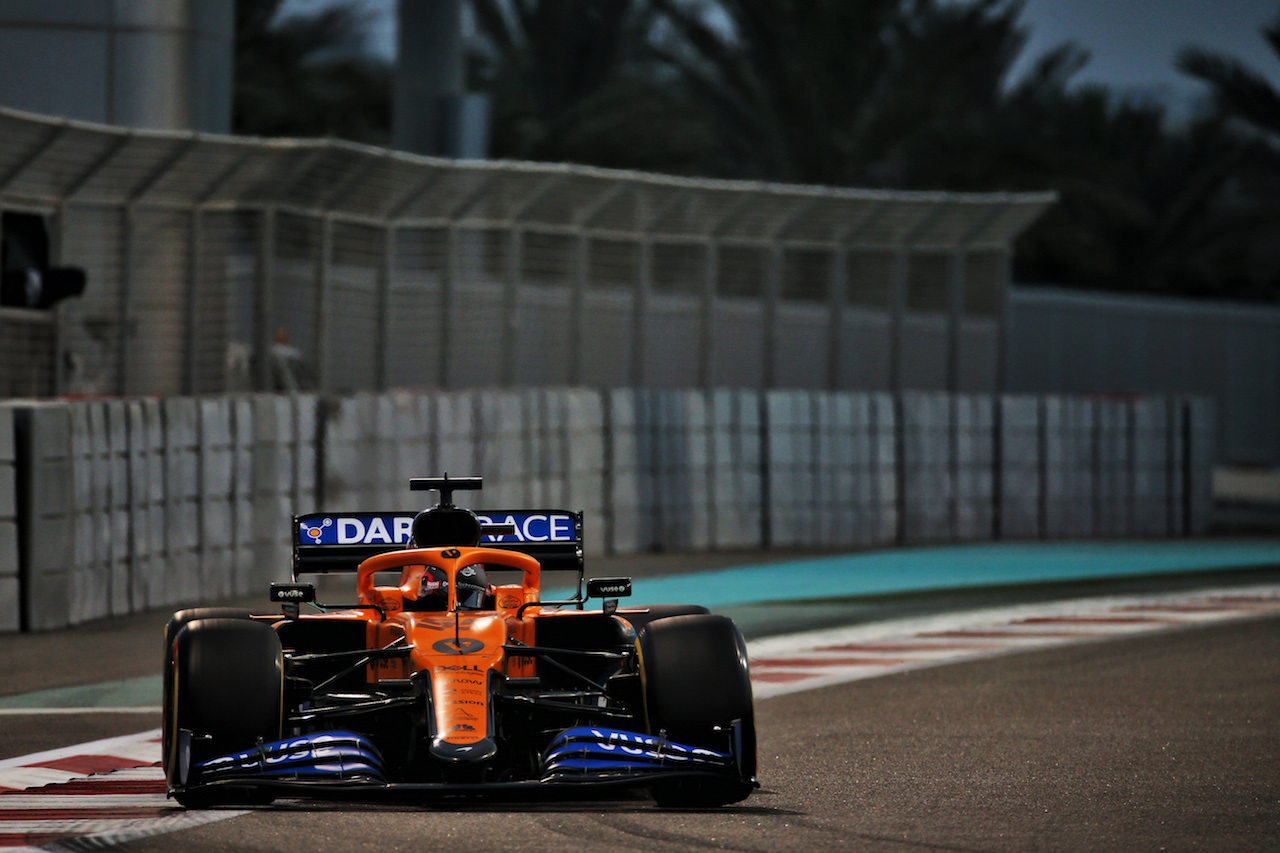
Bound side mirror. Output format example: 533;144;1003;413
270;582;316;618
586;577;632;599
270;582;316;603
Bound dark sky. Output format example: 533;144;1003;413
1013;0;1280;104
288;0;1280;107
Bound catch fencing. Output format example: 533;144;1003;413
2;387;1212;632
0;107;1052;399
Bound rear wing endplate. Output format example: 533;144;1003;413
292;510;583;577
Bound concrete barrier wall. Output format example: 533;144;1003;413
900;393;954;543
954;396;995;541
709;389;763;550
6;389;1213;631
16;404;74;631
1186;398;1215;535
1094;399;1132;538
0;404;18;632
1043;396;1096;539
562;389;607;556
10;394;317;631
997;396;1041;539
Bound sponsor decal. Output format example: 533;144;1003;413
432;639;485;654
298;512;576;546
301;517;333;543
297;514;415;546
476;513;576;543
442;548;462;559
498;594;522;609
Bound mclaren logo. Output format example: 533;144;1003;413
433;638;485;655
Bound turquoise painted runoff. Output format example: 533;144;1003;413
4;540;1278;710
620;540;1280;609
0;675;161;709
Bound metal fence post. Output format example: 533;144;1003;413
763;246;782;389
439;225;457;389
569;233;587;386
948;249;964;394
700;240;717;389
119;204;134;395
632;237;651;387
256;206;277;392
376;224;394;391
828;244;847;391
891;247;908;394
184;207;201;395
502;228;522;386
314;215;334;391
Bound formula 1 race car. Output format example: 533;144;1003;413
162;476;757;808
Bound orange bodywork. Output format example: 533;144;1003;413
338;547;545;754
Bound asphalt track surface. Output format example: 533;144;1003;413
3;551;1280;852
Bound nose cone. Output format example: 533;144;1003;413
430;735;498;764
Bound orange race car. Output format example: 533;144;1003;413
162;476;757;807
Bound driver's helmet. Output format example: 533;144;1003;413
455;564;491;610
408;565;449;611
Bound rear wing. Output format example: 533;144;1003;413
292;510;583;578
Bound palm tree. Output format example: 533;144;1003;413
234;0;392;144
646;0;1035;186
468;0;710;170
1177;14;1280;142
1169;14;1280;300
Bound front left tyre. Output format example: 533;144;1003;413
637;614;757;807
165;617;284;807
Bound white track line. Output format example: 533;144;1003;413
746;584;1280;699
0;730;245;852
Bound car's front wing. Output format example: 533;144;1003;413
173;726;754;800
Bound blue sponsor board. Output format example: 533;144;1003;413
476;512;578;544
298;511;577;546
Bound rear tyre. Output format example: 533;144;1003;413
167;618;283;807
638;614;757;807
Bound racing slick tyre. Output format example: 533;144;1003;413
161;608;255;784
167;617;283;807
617;604;709;634
637;614;757;807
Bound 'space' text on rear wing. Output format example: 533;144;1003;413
292;510;584;578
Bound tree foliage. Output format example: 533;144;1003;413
233;0;1280;302
234;0;391;144
468;0;711;170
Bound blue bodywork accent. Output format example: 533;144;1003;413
196;731;386;782
540;727;734;780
